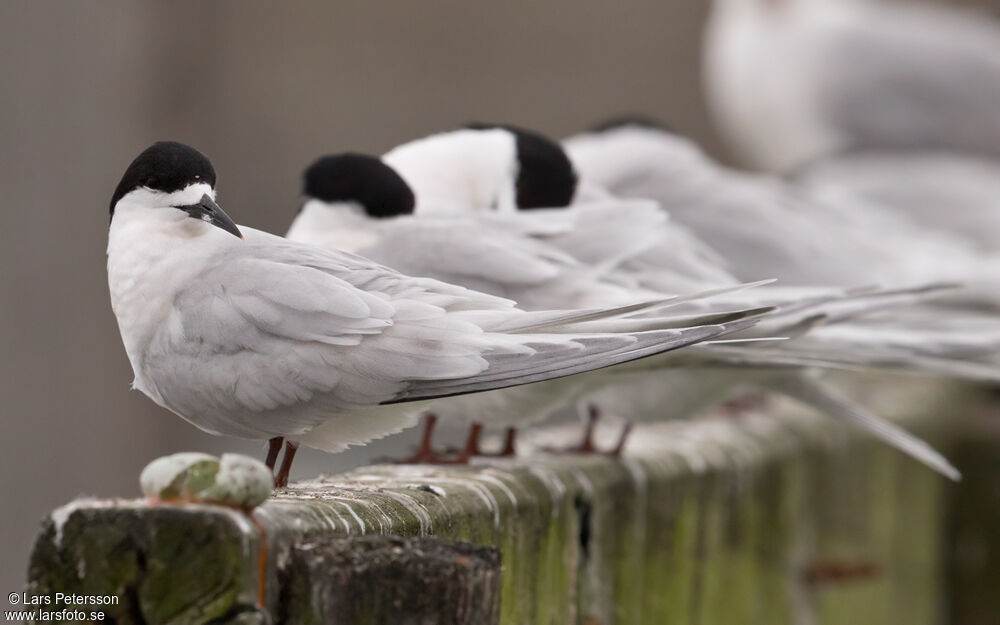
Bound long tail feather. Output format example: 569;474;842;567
773;374;960;481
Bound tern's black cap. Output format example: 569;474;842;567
466;123;578;209
303;153;416;219
110;142;216;215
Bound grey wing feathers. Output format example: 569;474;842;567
147;232;527;436
359;218;575;289
356;215;678;310
153;229;773;436
476;280;774;333
389;304;772;402
667;279;1000;384
696;343;1000;385
525;200;670;271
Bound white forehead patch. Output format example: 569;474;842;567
118;182;216;211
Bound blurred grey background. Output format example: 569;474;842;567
1;0;995;596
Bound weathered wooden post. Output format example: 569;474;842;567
23;376;997;625
281;536;501;624
945;423;1000;625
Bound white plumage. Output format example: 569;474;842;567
798;151;1000;253
383;128;519;214
564;124;990;291
109;143;765;461
287;140;982;479
704;0;1000;171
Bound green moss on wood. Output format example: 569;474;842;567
946;427;1000;625
27;504;259;625
25;375;992;625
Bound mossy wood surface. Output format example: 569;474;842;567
26;376;994;625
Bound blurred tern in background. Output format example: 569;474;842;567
565;121;1000;296
108;142;766;485
385;124;773;291
704;0;1000;173
797;150;1000;254
289;154;668;310
704;0;1000;254
565;117;1000;378
381;124;577;214
286;131;1000;479
288;152;776;460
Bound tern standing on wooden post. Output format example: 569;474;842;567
106;142;770;485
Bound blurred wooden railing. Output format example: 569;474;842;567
24;375;999;625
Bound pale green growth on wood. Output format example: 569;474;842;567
140;452;273;510
26;376;999;625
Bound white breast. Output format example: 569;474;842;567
107;204;232;397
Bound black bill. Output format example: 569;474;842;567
178;194;243;239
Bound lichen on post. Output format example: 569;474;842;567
24;375;993;625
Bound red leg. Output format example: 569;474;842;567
499;427;517;457
394;414;442;464
265;437;283;472
452;423;483;464
274;441;299;488
608;422;633;457
470;427;517;458
576;405;599;453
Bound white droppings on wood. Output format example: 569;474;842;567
51;500;92;548
204;505;258;563
477;473;520;508
337;501;367;533
325;505;352;534
380;491;433;535
527;466;567;518
434;478;502;528
315;507;341;532
396;480;463;519
351;499;389;534
422;485;447;497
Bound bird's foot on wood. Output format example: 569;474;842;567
430;423;483;465
471;428;518;458
383;414;453;464
542;405;601;454
544;414;631;458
